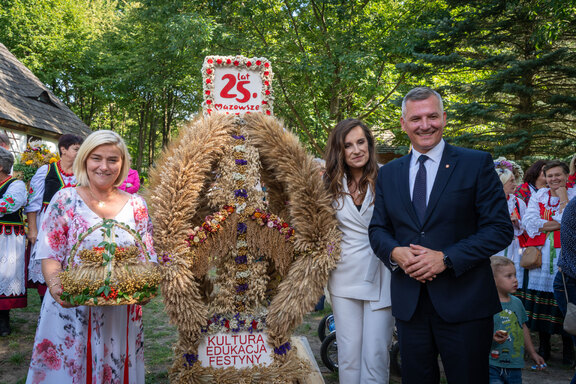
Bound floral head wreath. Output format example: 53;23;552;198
494;157;524;183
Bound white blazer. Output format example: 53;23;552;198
328;177;392;310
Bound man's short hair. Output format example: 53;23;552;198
401;87;444;117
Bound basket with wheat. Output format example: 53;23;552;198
60;219;161;306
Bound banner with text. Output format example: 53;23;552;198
198;331;273;368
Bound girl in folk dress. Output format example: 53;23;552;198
0;148;27;336
323;119;393;384
27;131;156;384
25;134;83;298
522;161;575;362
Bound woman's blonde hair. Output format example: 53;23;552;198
73;130;131;187
495;168;514;186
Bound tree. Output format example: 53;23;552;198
402;0;576;161
94;0;215;170
0;0;120;126
187;0;417;154
0;0;215;173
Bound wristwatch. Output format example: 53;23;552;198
443;254;453;269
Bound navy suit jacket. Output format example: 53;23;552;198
369;144;513;322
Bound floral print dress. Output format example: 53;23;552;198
27;188;156;384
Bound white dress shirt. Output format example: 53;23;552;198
409;139;445;204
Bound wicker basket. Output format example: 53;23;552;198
60;219;161;306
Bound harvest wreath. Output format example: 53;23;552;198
60;219;162;306
149;112;341;383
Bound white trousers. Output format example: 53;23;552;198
331;295;394;384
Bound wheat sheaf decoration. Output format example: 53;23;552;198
148;113;341;383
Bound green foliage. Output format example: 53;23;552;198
1;0;574;162
12;163;37;184
183;0;417;154
401;0;576;160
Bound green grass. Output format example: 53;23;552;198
143;294;177;382
8;352;26;364
3;292;342;383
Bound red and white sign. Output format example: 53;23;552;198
213;68;263;112
198;331;273;368
202;56;274;116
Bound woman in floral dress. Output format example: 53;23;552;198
25;134;83;299
27;130;156;384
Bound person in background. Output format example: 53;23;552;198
0;132;14;175
369;87;513;383
25;134;83;300
555;197;576;383
489;256;545;383
515;160;548;205
522;160;575;364
568;155;576;187
324;118;393;383
0;133;10;150
26;130;156;383
494;166;527;287
0;147;27;336
119;168;140;194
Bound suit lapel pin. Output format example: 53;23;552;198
446;164;450;168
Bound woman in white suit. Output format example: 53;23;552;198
324;118;394;384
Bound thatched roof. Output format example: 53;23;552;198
0;42;92;140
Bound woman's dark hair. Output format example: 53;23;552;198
523;160;548;184
323;118;378;204
58;134;84;155
543;160;569;175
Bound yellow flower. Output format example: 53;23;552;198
25;160;33;165
49;157;58;163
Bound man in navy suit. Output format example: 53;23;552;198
369;87;513;383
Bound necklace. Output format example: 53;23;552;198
57;160;74;177
86;187;113;208
548;190;560;208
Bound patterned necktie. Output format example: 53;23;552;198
413;155;429;224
